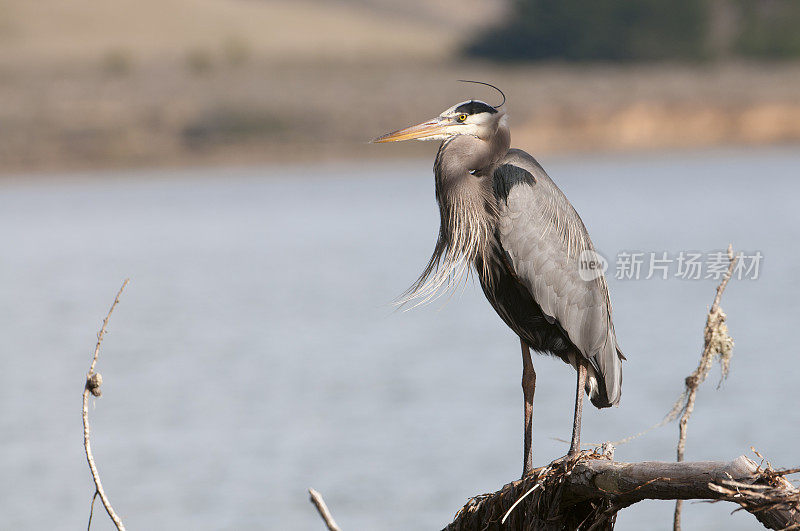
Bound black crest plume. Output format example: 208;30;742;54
457;80;506;109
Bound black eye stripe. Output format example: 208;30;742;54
454;100;498;116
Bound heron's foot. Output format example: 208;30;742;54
521;462;534;479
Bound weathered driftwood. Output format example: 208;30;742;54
444;451;800;531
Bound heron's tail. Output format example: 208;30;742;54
588;344;624;409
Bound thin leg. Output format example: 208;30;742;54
521;339;536;477
568;358;588;456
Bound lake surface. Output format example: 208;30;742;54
1;147;799;530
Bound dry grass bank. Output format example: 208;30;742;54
0;0;503;66
1;59;798;173
0;0;797;173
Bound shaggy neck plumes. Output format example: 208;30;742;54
401;121;511;306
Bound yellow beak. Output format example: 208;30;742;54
372;119;450;143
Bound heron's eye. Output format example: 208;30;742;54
457;114;467;123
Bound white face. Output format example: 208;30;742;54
431;101;504;141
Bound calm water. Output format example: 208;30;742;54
1;148;799;530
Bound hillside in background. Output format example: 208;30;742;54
0;0;798;173
0;0;505;66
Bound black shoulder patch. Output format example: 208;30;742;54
493;164;536;203
455;100;498;115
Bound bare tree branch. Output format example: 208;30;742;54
83;279;129;531
673;245;738;530
444;453;800;531
308;488;342;531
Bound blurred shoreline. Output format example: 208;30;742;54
1;58;799;175
1;0;799;175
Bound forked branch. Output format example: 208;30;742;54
83;279;129;531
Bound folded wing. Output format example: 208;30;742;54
493;149;623;407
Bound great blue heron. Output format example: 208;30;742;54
373;82;624;476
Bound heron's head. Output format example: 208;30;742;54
372;99;506;144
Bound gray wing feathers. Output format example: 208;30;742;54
497;150;623;406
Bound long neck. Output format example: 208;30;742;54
434;122;510;187
433;122;510;244
432;126;510;282
400;123;510;305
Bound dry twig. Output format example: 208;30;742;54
672;245;737;531
501;465;553;524
308;488;342;531
708;452;800;530
83;279;129;531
